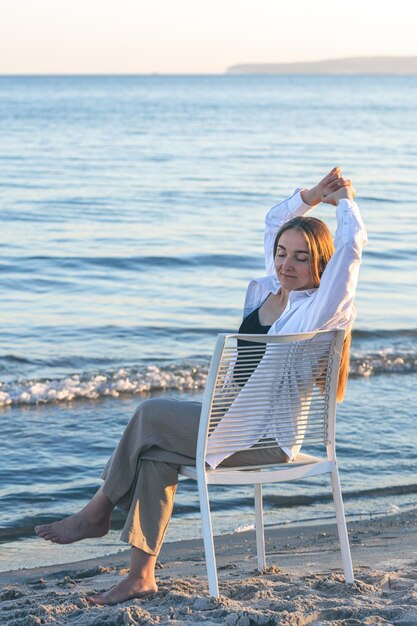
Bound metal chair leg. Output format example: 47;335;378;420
330;468;354;583
254;483;266;571
197;476;219;596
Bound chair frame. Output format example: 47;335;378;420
180;329;353;596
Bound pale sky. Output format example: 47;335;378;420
1;0;417;74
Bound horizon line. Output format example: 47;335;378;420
2;55;417;77
1;71;417;78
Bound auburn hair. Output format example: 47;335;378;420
273;216;351;402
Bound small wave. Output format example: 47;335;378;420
365;248;417;260
349;348;417;378
2;252;261;272
234;523;255;533
0;364;209;408
1;483;415;543
0;354;33;365
353;328;417;339
0;346;417;407
359;195;406;204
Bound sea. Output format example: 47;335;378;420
0;75;416;572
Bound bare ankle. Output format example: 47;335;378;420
81;499;113;525
129;572;155;586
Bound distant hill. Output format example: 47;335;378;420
227;57;417;75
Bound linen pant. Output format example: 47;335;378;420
101;398;289;556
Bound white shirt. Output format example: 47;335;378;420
244;189;367;333
206;189;367;468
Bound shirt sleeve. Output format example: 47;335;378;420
264;189;313;275
303;199;368;331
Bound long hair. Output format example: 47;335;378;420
273;216;351;402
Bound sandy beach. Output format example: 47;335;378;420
2;72;417;625
1;509;416;625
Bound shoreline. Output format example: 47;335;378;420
1;509;416;624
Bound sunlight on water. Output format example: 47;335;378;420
0;75;416;569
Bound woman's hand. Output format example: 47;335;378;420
301;167;349;206
322;181;356;206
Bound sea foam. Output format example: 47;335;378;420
0;364;208;407
1;347;416;407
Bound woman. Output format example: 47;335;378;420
35;167;367;605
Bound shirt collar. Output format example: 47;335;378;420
260;276;316;299
288;287;316;302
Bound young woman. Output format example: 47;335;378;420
35;167;367;605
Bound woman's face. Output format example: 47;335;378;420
275;228;316;291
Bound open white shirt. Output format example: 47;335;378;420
206;189;367;468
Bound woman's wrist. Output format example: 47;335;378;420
335;187;354;203
300;187;321;207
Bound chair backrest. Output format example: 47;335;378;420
197;329;345;469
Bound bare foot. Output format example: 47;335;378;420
87;577;158;606
35;510;110;544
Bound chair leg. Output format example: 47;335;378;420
330;468;354;583
254;483;266;571
197;476;219;596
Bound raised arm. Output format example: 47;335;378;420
264;190;311;275
304;184;368;331
264;168;348;275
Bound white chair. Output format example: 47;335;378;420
179;329;353;596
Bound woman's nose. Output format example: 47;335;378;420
282;256;293;270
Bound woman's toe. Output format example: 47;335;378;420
86;595;103;605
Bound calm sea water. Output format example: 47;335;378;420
0;75;416;571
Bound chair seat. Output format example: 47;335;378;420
180;453;335;485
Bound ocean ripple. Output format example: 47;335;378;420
1;347;416;407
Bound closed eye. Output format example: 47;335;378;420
276;253;309;262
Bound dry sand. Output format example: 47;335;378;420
1;509;416;625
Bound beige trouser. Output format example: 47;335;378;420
101;398;289;556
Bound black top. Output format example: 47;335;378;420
238;305;271;335
234;306;271;386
